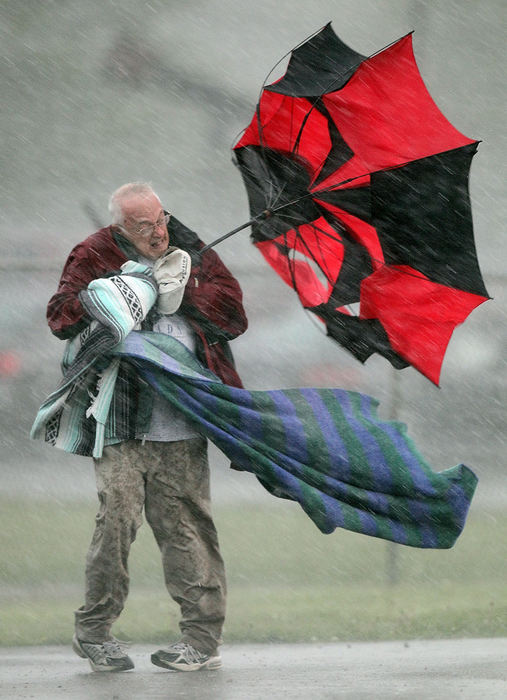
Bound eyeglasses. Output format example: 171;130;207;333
121;213;170;238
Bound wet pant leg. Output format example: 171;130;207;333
144;437;226;656
74;441;145;642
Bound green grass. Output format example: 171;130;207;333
1;498;506;646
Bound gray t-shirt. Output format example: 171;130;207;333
136;257;200;442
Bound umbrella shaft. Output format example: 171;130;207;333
200;180;360;254
199;213;267;254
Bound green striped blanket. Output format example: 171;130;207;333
32;330;477;549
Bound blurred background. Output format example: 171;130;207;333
0;0;505;646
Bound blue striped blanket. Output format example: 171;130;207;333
32;329;477;549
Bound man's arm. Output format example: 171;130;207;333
181;247;248;342
47;229;130;340
47;244;99;339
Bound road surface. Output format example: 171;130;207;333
0;638;506;699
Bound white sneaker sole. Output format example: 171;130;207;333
151;653;222;672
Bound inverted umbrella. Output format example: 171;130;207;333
218;23;489;385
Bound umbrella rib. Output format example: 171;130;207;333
286;223;374;319
258;24;330;100
283;221;339;297
293;225;335;284
251;24;371;213
283;31;415;162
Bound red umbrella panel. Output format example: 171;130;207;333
233;24;489;385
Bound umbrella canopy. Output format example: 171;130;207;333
232;23;489;385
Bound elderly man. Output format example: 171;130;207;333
47;182;247;672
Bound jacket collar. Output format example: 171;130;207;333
111;227;140;261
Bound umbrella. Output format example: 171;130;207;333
219;23;489;385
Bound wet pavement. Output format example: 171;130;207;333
0;638;506;699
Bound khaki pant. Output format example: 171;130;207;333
74;437;226;656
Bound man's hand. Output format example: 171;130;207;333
152;247;191;314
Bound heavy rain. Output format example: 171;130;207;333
0;0;506;697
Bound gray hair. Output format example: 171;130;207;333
108;182;161;225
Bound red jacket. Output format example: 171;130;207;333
47;217;247;387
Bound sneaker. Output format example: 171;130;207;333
151;641;222;672
72;633;134;672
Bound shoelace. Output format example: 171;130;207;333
166;642;206;663
102;640;127;659
81;637;129;662
180;644;206;663
80;642;109;664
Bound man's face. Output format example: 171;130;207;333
118;193;169;260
